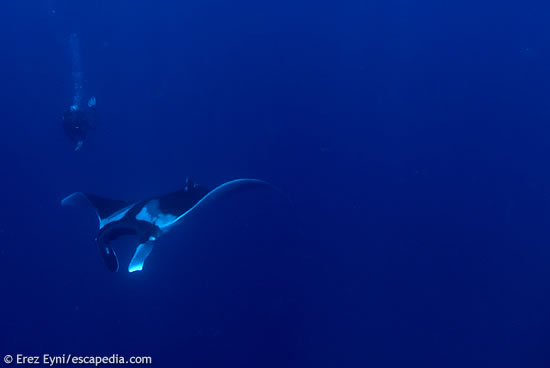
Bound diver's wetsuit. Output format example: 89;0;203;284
63;109;89;151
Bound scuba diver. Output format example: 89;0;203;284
63;33;96;151
62;97;95;151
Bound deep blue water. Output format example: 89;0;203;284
1;0;549;367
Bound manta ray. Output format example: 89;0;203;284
61;178;272;273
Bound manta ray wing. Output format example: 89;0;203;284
162;178;274;228
61;192;132;228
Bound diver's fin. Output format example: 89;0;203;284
61;192;130;226
128;242;155;273
99;244;119;272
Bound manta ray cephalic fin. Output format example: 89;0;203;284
128;242;155;273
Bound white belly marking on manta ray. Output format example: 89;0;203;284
135;200;177;228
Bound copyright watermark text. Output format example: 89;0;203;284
3;354;152;366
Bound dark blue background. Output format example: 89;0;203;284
0;0;549;367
